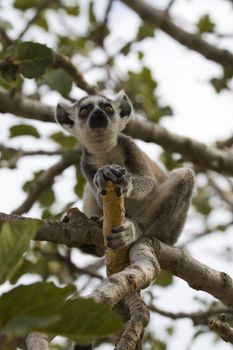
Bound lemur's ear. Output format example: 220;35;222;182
55;103;74;127
114;90;133;131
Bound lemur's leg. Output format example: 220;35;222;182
83;183;102;218
79;183;105;257
136;168;194;245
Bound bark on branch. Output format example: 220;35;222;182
0;211;233;310
209;318;233;343
158;241;233;309
120;0;233;69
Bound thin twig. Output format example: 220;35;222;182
149;304;233;325
11;152;80;215
17;0;54;40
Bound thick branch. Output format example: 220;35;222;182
121;0;233;69
157;240;233;309
1;87;233;176
0;87;54;122
126;118;233;176
91;239;160;308
0;209;104;248
1;211;233;309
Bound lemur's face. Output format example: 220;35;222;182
55;92;132;153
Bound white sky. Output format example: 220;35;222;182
0;1;233;349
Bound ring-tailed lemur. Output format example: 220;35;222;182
55;91;194;257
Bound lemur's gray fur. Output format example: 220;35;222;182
56;91;194;256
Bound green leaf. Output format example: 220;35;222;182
38;187;56;208
0;220;42;284
155;270;173;287
197;14;215;34
16;42;54;78
210;77;228;93
41;298;123;343
34;15;49;31
0;282;75;332
50;131;77;149
74;169;86;198
137;25;155;40
89;0;97;26
9;124;40;138
151;340;166;350
0;283;122;342
160;152;183;171
13;0;40;10
40;68;72;96
22;170;44;192
193;188;211;216
0;20;12;30
66;6;80;16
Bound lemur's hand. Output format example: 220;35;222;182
93;164;132;196
107;219;138;249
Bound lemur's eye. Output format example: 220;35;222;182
80;108;88;117
104;105;113;114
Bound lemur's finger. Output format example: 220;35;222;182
93;170;106;190
111;225;125;233
107;234;128;249
102;168;118;182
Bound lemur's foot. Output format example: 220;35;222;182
107;220;137;249
93;164;132;196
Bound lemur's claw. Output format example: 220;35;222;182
93;164;132;196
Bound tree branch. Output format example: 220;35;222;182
53;54;98;95
17;0;54;40
157;240;233;309
0;209;104;249
120;0;233;69
0;87;54;122
91;238;160;308
117;293;150;350
149;304;233;325
209;317;233;343
126;118;233;176
1;87;233;176
12;153;80;215
1;211;233;309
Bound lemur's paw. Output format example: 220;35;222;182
107;220;137;249
93;164;132;196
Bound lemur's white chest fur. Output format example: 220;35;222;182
87;146;125;169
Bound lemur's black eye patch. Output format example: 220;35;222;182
99;103;114;115
79;103;94;118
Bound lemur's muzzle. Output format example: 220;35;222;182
89;109;108;129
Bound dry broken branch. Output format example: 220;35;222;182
209;317;233;343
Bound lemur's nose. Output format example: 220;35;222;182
89;108;108;129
